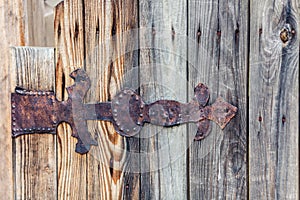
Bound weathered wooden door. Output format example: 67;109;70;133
0;0;298;199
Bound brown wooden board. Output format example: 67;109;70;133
0;1;25;199
54;1;87;199
188;0;248;199
1;1;59;199
83;0;139;199
249;0;299;199
11;47;57;199
139;0;188;199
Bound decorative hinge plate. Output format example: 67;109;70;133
11;69;237;154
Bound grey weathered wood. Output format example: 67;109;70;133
188;0;248;199
1;1;298;199
139;0;188;199
249;0;299;199
83;0;139;199
25;0;54;46
11;47;57;200
54;2;87;199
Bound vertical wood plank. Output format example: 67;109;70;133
188;0;248;199
11;47;57;200
25;0;55;47
139;0;188;199
84;0;139;199
249;0;299;199
0;1;27;199
54;1;87;199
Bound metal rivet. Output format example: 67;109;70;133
135;96;139;101
137;121;141;125
126;129;130;133
114;113;118;117
24;128;27;131
12;105;16;108
42;128;45;131
115;101;119;105
119;94;123;98
140;104;144;109
48;128;51;131
116;122;120;126
133;127;137;131
139;114;143;117
113;109;117;113
29;128;32;131
120;127;124;131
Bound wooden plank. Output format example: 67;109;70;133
249;0;299;199
139;0;188;199
188;0;248;199
11;47;57;200
0;0;28;199
83;1;140;199
1;1;58;199
24;0;54;46
54;1;87;199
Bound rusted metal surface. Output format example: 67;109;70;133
11;69;238;154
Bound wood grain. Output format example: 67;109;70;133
54;1;87;199
139;0;188;199
188;0;248;199
2;1;298;199
11;47;57;200
249;0;299;199
25;0;54;47
0;1;27;199
83;1;139;199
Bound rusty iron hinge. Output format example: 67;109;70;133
11;69;237;154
